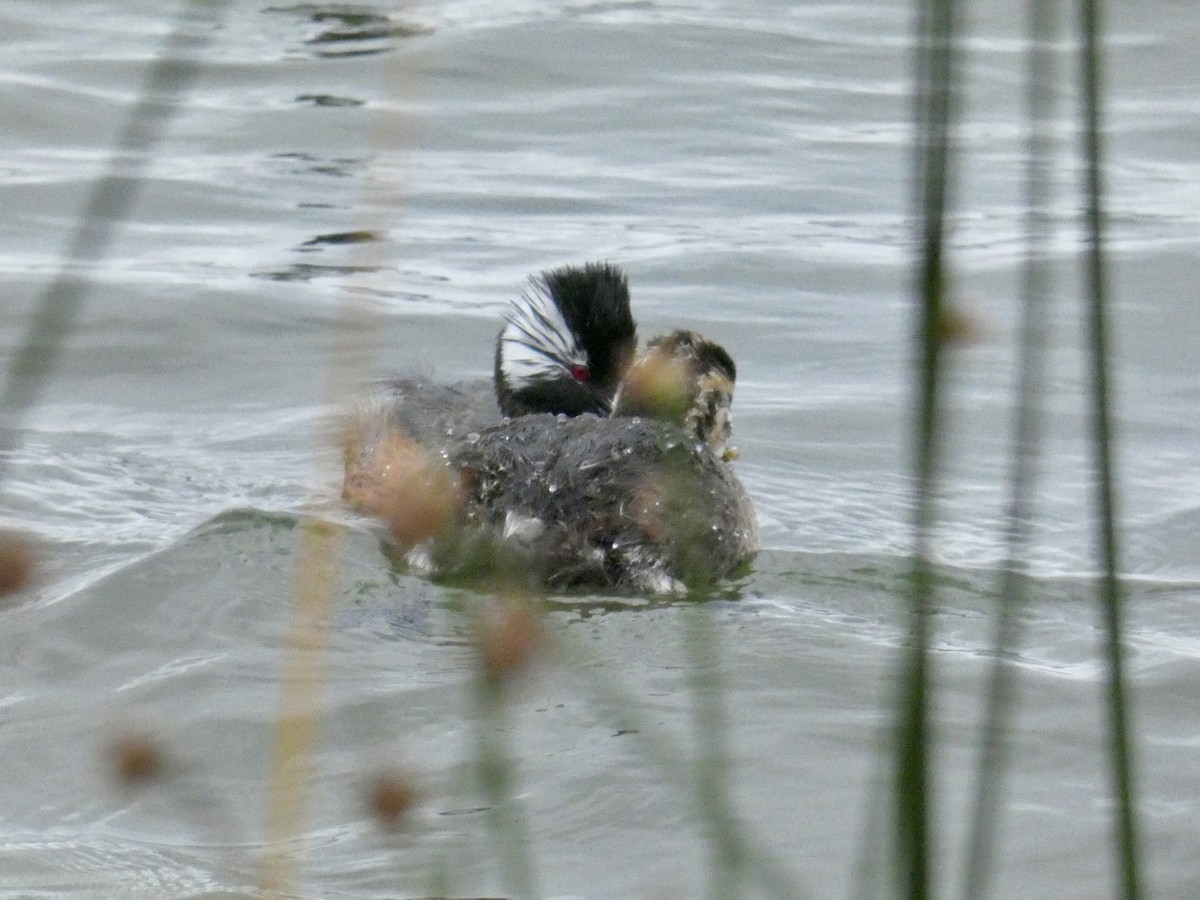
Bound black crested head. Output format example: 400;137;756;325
495;261;637;417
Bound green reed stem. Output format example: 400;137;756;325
474;677;539;900
1077;1;1143;896
899;0;961;895
683;606;745;900
0;0;233;488
553;623;806;900
961;3;1059;898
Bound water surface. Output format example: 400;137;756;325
2;1;1199;897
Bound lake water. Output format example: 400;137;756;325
2;0;1199;897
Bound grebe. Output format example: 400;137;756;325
495;261;636;417
342;264;757;592
344;262;635;470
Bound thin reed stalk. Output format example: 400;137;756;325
1076;0;1143;896
553;625;806;900
683;606;746;900
898;0;962;894
961;2;1059;897
0;0;233;488
259;10;422;894
259;519;343;895
474;677;540;900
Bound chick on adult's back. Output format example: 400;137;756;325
445;330;757;592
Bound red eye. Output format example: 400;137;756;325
570;364;591;382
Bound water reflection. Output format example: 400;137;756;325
251;231;384;281
251;262;383;283
298;230;381;248
270;151;364;179
294;93;365;108
264;3;431;58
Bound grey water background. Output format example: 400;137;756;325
1;0;1198;897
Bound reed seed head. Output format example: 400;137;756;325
343;427;461;545
937;304;983;347
617;347;691;424
477;595;545;686
0;530;36;597
109;731;165;785
368;769;420;830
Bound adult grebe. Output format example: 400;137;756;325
343;262;635;471
495;261;636;417
342;264;756;591
438;329;757;592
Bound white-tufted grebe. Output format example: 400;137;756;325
342;263;757;592
344;262;636;469
495;261;637;418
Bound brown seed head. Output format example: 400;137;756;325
0;531;36;597
342;427;461;544
109;732;165;785
477;596;545;686
937;305;983;347
618;349;691;424
631;474;669;543
368;770;420;830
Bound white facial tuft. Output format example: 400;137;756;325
498;279;585;388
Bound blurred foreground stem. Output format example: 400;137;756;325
1077;0;1143;895
899;0;962;894
962;0;1058;896
684;607;746;900
474;673;539;899
260;519;343;895
0;0;233;486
